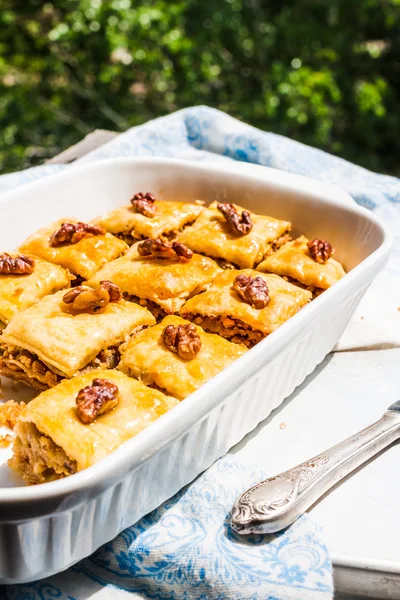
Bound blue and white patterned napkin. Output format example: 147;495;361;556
2;105;400;600
5;457;332;600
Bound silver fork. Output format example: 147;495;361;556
231;400;400;534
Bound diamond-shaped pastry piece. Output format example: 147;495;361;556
178;201;291;268
19;218;128;281
118;315;247;400
257;236;346;292
94;200;204;244
180;269;311;347
87;242;222;317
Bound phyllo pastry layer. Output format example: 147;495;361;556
19;218;128;280
0;254;70;326
95;199;204;244
180;270;311;347
118;315;247;400
87;243;222;317
0;288;155;390
178;201;291;269
9;369;179;484
257;236;346;293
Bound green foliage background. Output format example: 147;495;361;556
1;0;399;175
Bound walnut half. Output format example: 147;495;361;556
138;238;193;261
0;253;35;275
76;378;119;424
217;203;253;235
163;323;202;359
233;274;270;309
50;222;106;247
63;280;121;314
307;238;333;264
130;192;157;218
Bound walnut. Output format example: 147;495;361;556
99;280;122;302
171;242;193;260
130;192;157;218
50;222;106;247
137;238;193;261
0;253;35;275
217;203;253;235
307;238;333;264
63;280;121;314
76;378;119;424
233;274;270;309
163;323;202;359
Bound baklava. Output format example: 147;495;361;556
0;286;155;390
94;194;204;245
257;236;346;296
181;269;311;347
87;241;222;319
178;201;291;268
118;315;247;400
19;218;128;282
0;253;70;328
9;369;179;484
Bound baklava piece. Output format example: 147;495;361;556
94;193;204;245
0;252;70;328
87;240;222;319
0;285;155;391
181;270;311;347
8;369;178;484
18;218;128;282
118;315;247;400
178;201;291;269
257;236;346;296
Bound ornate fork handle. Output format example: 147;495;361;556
231;407;400;534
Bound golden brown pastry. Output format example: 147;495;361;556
87;242;222;318
178;201;291;268
18;218;127;281
257;236;346;293
0;288;155;390
180;269;311;347
0;253;70;326
8;369;179;484
94;199;204;244
118;315;247;400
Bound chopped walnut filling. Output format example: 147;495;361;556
217;203;253;235
187;313;263;348
0;345;121;390
63;281;121;314
0;253;35;275
9;422;77;484
122;292;166;321
233;274;270;309
307;238;333;264
0;400;26;429
163;323;202;359
130;192;157;218
76;378;119;424
138;238;193;261
50;222;106;247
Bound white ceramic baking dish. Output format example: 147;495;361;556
0;157;391;583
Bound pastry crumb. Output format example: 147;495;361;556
0;434;13;448
0;400;26;429
279;422;287;430
360;316;364;320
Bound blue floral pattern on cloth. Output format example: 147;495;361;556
2;105;400;600
4;457;332;600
